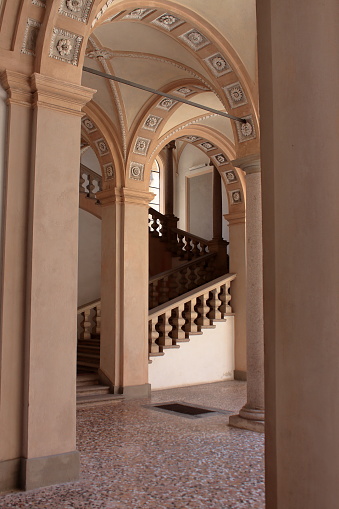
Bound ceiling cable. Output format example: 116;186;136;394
83;66;247;123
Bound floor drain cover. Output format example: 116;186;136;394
153;403;216;416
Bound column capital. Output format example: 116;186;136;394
98;187;155;207
31;73;96;116
224;211;246;226
165;140;176;151
0;70;32;106
232;154;261;174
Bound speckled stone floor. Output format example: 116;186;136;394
1;381;265;508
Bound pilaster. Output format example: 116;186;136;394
0;71;95;490
99;187;154;397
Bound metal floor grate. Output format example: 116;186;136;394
154;403;216;416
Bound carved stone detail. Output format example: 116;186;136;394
133;137;151;156
49;28;83;65
198;141;216;152
179;29;210;51
82;117;97;133
236;115;256;143
86;49;114;59
176;87;194;97
180;135;202;143
123;8;155;20
91;0;115;27
224;82;248;108
204;53;232;77
225;170;238;184
103;163;115;180
95;138;109;156
21;19;41;57
143;115;163;132
231;189;242;204
156;97;177;111
59;0;93;23
152;13;184;31
32;0;46;7
129;162;145;181
212;153;229;166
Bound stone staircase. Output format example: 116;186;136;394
76;372;124;408
77;172;232;403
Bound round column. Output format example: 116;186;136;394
229;154;264;432
164;140;176;217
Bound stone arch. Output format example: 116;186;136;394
145;123;246;216
81;101;125;187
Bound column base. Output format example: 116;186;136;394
0;458;21;492
115;383;151;399
21;451;80;491
234;369;247;381
229;414;265;433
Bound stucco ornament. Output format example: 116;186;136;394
159;14;177;25
66;0;82;11
145;116;159;128
212;56;227;71
188;31;203;44
136;140;147;151
177;87;192;95
230;86;243;102
241;122;253;137
57;38;72;56
131;166;141;178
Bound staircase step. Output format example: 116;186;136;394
77;385;110;397
76;393;124;408
77;373;99;383
77;360;100;369
77;352;100;360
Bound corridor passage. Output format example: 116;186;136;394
2;381;264;508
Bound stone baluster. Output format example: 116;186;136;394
158;277;169;305
170;305;186;342
207;288;223;320
187;266;197;290
157;311;173;346
195;293;211;327
149;318;160;354
80;309;92;339
178;266;189;294
192;239;200;258
79;172;86;194
149;281;159;309
168;272;179;300
176;232;185;257
93;303;101;336
183;300;200;334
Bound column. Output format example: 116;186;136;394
98;187;153;398
229;154;264;432
224;211;246;379
164;140;176;217
209;163;229;272
257;1;339;507
0;71;94;491
212;163;222;240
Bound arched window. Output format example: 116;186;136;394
149;159;161;211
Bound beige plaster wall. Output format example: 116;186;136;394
0;84;6;271
149;318;234;390
176;143;229;241
78;209;101;306
81;147;101;175
189;171;213;239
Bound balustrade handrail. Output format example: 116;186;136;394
77;298;101;314
172;227;211;247
149;273;236;320
80;163;102;184
149;252;216;285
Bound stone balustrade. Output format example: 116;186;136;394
149;253;219;309
77;299;101;339
79;163;102;200
148;273;236;356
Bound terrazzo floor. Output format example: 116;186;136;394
1;381;265;509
